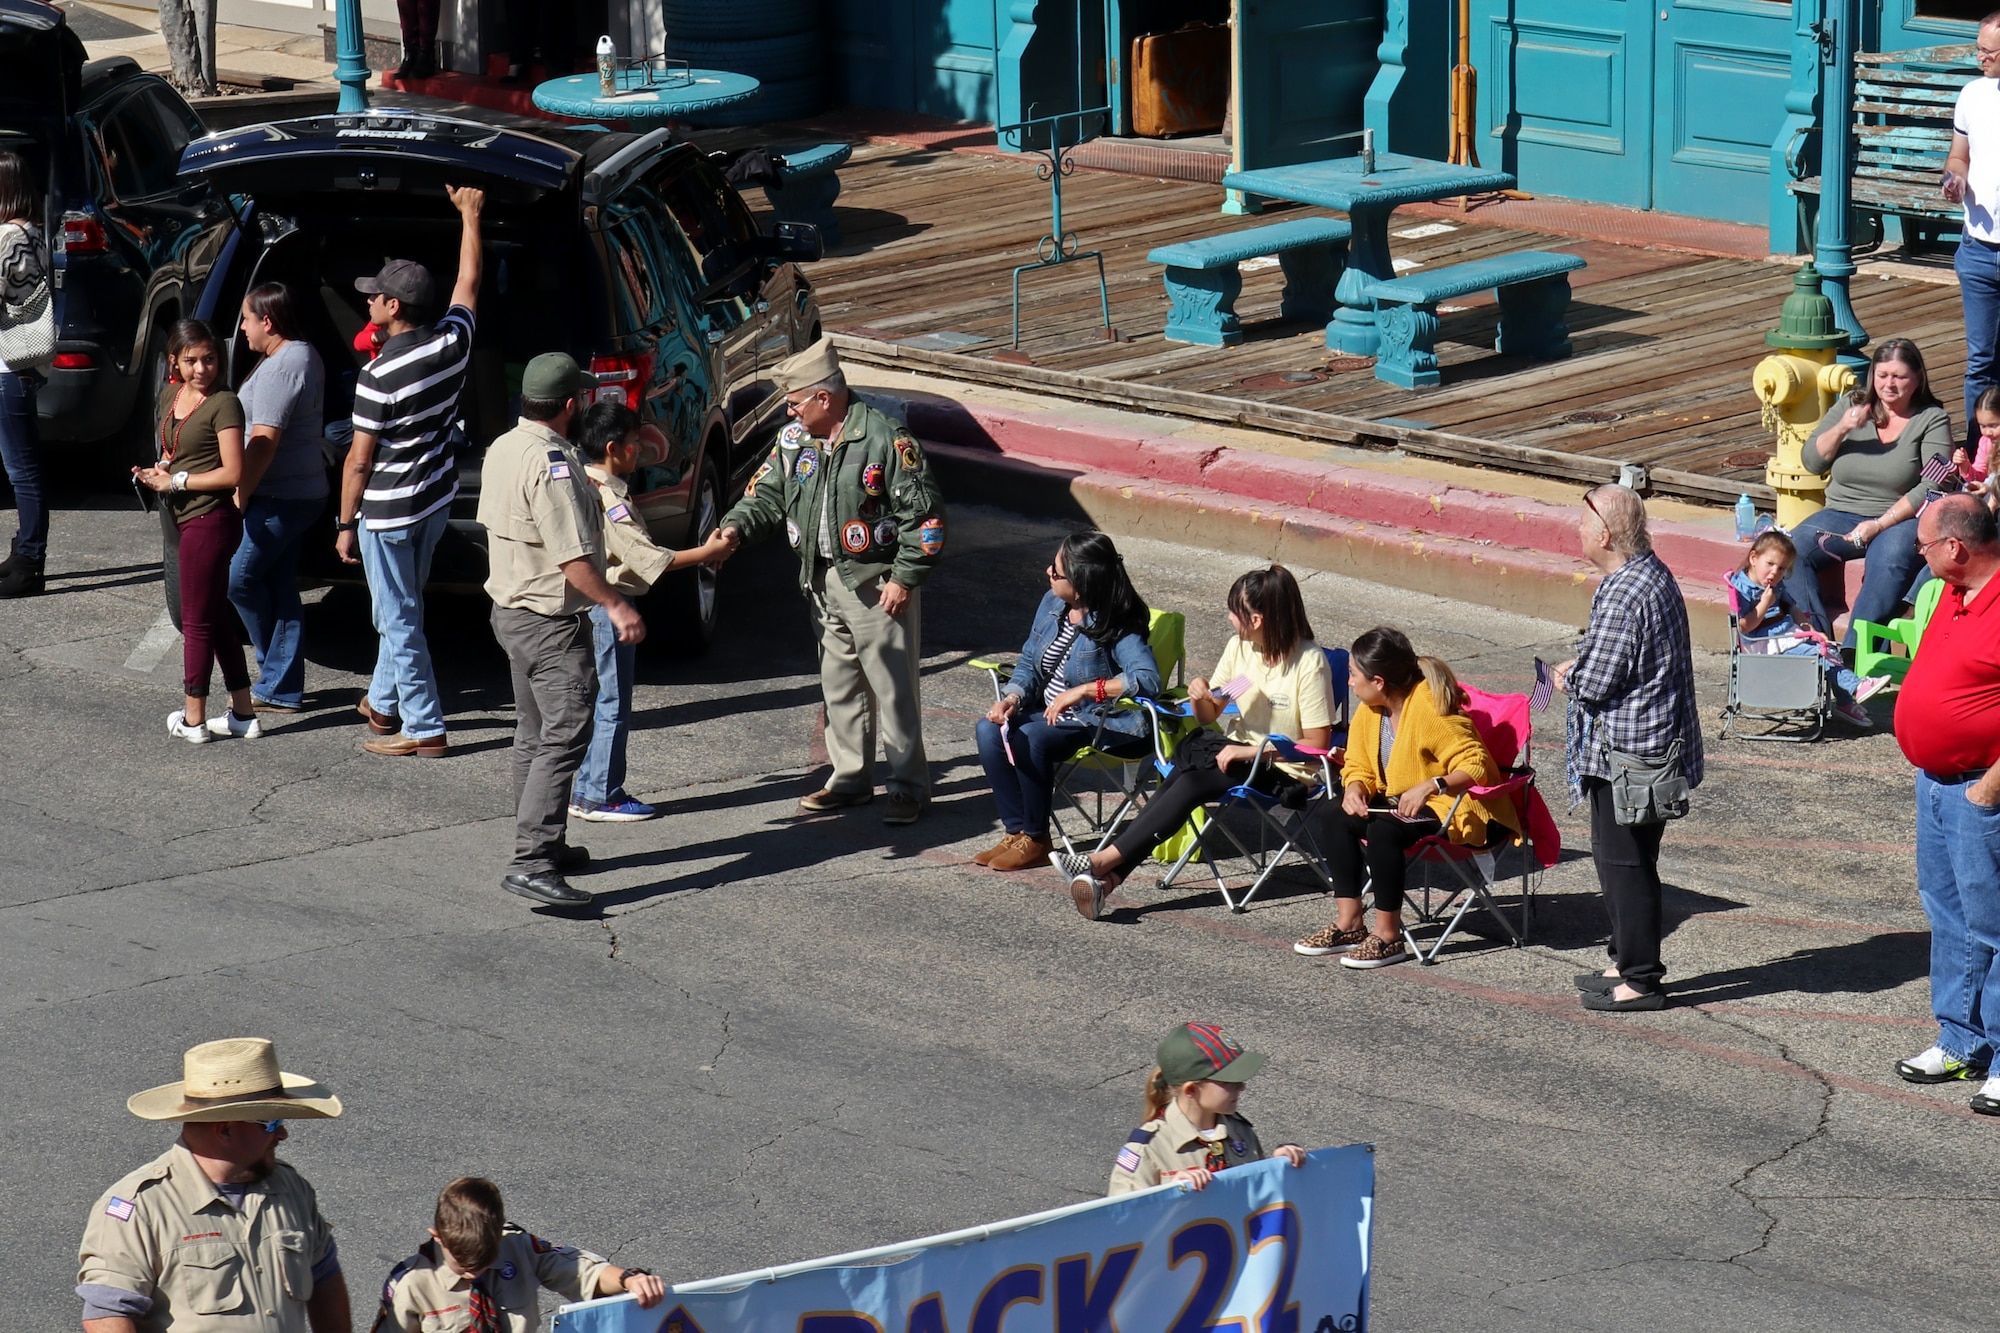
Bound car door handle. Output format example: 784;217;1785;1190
755;299;770;314
706;329;725;346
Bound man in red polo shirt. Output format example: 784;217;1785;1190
1894;493;2000;1113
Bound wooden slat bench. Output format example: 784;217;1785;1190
1790;42;1975;248
1147;218;1352;346
1360;250;1587;388
765;142;853;245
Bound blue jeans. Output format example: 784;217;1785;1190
228;493;324;708
1781;506;1922;647
0;370;46;562
975;712;1146;838
572;602;634;807
1958;234;2000;434
1915;770;2000;1063
358;508;448;739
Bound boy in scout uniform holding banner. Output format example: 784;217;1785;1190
77;1038;349;1333
717;340;944;826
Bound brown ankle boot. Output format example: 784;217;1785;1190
973;834;1020;866
988;835;1055;871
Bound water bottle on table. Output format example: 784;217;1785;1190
597;35;616;96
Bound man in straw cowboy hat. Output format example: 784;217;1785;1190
78;1038;349;1333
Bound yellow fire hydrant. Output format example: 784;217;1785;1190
1751;263;1855;529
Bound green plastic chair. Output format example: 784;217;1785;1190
1853;577;1945;683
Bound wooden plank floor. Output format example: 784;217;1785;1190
772;139;1970;489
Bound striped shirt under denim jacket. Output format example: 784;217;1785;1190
348;304;474;531
1001;590;1161;739
1564;549;1705;806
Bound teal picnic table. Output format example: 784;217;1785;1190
1223;153;1515;356
532;67;762;126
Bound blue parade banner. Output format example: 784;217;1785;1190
552;1146;1373;1333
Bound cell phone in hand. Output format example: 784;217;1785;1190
130;473;156;512
1945;169;1965;200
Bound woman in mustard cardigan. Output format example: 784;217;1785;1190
1294;627;1515;970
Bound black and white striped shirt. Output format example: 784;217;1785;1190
350;305;474;530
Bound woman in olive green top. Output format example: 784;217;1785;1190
132;319;255;743
1784;337;1954;647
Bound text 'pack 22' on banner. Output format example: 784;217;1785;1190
553;1145;1373;1333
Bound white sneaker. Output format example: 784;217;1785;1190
167;710;211;744
207;711;262;739
1853;674;1891;704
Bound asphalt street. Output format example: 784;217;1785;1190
0;480;1983;1332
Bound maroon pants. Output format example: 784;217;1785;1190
397;0;438;52
178;506;249;699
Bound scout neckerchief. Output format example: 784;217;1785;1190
467;1271;505;1333
1195;1123;1229;1172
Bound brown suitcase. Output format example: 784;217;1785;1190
1131;24;1230;138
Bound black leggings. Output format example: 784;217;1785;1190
1323;807;1444;913
1109;730;1297;867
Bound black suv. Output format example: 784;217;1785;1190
179;109;822;648
0;0;237;458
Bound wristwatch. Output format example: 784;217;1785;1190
1433;775;1449;796
171;470;189;493
334;518;359;533
620;1268;654;1286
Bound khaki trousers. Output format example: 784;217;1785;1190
809;564;927;800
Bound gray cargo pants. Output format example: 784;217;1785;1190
492;604;597;874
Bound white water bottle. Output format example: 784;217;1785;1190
597;35;616;96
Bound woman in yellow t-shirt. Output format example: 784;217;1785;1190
1052;564;1336;921
1292;626;1512;970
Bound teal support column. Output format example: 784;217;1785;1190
1365;0;1448;158
1769;0;1827;256
1813;0;1866;361
335;0;369;113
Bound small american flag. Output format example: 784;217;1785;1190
1922;453;1956;488
104;1197;135;1221
1212;674;1254;700
1530;658;1555;714
1116;1147;1142;1173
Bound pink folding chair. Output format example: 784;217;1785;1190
1391;685;1560;964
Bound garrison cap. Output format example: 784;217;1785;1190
521;352;601;402
772;339;842;393
1157;1022;1266;1085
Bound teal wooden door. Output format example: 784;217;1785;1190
1472;0;1788;223
1233;0;1384;170
827;0;1000;122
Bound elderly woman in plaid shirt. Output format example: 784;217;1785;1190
1554;484;1704;1012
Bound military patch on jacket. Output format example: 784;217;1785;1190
785;518;801;548
874;518;899;546
795;448;819;480
742;480;758;498
896;437;922;472
862;462;885;495
549;462;572;480
919;517;945;554
842;519;871;553
1115;1147;1141;1173
104;1197;136;1221
606;502;632;523
780;423;808;449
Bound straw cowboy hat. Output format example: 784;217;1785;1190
127;1038;344;1122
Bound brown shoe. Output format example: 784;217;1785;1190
988;835;1054;871
356;698;399;735
882;793;922;825
973;834;1021;866
363;732;448;758
800;787;872;813
253;698;301;714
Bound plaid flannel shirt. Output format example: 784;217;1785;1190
1565;550;1704;803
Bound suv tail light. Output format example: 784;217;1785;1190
50;352;93;370
588;353;654;407
60;212;108;255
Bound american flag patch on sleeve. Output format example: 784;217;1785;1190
606;502;631;523
1115;1147;1141;1173
105;1197;136;1221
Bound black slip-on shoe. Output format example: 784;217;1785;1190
1575;972;1620;993
1580;989;1666;1012
503;872;592;906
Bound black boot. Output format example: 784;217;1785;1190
0;553;44;597
0;539;16;577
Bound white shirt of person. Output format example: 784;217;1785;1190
1956;76;2000;242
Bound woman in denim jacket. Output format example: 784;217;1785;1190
973;531;1161;870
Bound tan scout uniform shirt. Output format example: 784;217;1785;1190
584;464;672;596
476;419;603;616
1106;1102;1266;1196
78;1143;335;1333
371;1225;608;1333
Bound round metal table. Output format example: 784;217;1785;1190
532;68;762;125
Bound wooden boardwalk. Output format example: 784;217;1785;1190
781;138;1969;499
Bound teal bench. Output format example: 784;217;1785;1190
1148;218;1352;347
766;142;853;246
1360;250;1587;388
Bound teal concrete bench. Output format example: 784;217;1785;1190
1148;218;1352;347
1360;250;1587;388
765;142;853;246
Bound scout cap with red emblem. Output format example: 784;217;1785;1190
1156;1022;1266;1084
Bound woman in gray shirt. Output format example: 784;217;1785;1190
1782;337;1953;645
227;283;327;712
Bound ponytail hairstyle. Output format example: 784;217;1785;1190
1418;656;1466;716
1227;563;1313;663
1060;529;1150;648
1141;1065;1173;1122
1348;626;1423;696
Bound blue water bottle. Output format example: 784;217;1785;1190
1735;493;1755;541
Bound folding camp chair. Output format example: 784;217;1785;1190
969;609;1187;856
1719;574;1827;743
1394;685;1557;964
1853;576;1945;684
1152;647;1352;913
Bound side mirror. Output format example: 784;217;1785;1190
767;220;822;263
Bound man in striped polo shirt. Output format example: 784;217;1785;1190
335;184;484;758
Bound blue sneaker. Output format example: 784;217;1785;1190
569;796;658;822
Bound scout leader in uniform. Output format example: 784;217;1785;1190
77;1038;350;1333
1106;1023;1306;1195
716;339;945;826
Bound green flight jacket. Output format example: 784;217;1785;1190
721;399;946;592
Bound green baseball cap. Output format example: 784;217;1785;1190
521;352;600;402
1157;1022;1266;1085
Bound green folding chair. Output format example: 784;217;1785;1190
1853;577;1945;684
